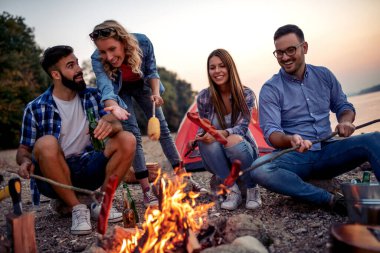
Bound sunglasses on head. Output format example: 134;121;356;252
89;28;116;41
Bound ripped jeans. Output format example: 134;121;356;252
199;139;258;188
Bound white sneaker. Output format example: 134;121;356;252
143;188;159;207
221;184;242;210
71;204;92;235
246;186;262;210
90;202;123;223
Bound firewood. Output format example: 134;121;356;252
186;229;201;253
98;226;141;252
6;212;37;253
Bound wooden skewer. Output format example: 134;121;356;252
6;169;105;197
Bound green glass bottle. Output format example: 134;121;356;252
122;182;139;227
362;171;371;184
86;109;105;151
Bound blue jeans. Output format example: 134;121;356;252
33;151;108;199
119;83;180;178
250;132;380;205
199;139;258;188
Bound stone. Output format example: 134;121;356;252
202;244;250;253
223;214;270;246
232;236;269;253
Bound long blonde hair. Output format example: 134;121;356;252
92;20;142;80
207;49;253;129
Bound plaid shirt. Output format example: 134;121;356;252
196;86;258;151
20;86;107;149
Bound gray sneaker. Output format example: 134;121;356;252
71;204;92;235
246;186;262;210
221;184;242;210
143;188;159;207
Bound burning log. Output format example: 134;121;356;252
98;226;141;252
185;229;201;253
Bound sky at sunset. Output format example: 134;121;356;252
2;0;380;95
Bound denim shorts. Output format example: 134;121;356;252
33;151;108;199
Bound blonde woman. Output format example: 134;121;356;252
195;49;261;210
90;20;186;207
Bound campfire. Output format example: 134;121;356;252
117;170;214;253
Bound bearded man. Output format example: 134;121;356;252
16;45;136;235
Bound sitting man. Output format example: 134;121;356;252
16;45;136;235
252;24;380;215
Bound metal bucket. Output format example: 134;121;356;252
341;183;380;225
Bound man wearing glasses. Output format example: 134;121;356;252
252;24;380;215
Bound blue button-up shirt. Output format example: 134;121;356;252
91;33;165;110
259;64;355;150
20;86;107;149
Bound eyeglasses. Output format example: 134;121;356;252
89;28;116;41
273;42;305;58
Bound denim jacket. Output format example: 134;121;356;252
91;33;165;109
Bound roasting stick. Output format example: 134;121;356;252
153;100;155;117
6;169;105;199
228;118;380;181
184;131;206;158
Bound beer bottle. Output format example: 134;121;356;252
362;171;371;184
122;182;139;228
86;109;105;151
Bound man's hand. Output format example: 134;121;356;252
104;105;130;120
335;122;355;137
93;118;113;140
290;134;312;153
151;95;164;107
18;160;34;179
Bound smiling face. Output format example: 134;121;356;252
53;53;86;91
95;37;126;68
274;33;308;80
208;55;229;87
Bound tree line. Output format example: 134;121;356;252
0;12;196;150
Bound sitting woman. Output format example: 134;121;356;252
195;49;261;210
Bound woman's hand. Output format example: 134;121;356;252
151;95;164;107
104;105;130;120
195;133;215;144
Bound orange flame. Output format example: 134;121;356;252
119;170;214;253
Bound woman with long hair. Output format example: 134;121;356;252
89;20;202;207
195;49;261;210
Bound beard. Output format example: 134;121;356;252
60;71;86;92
